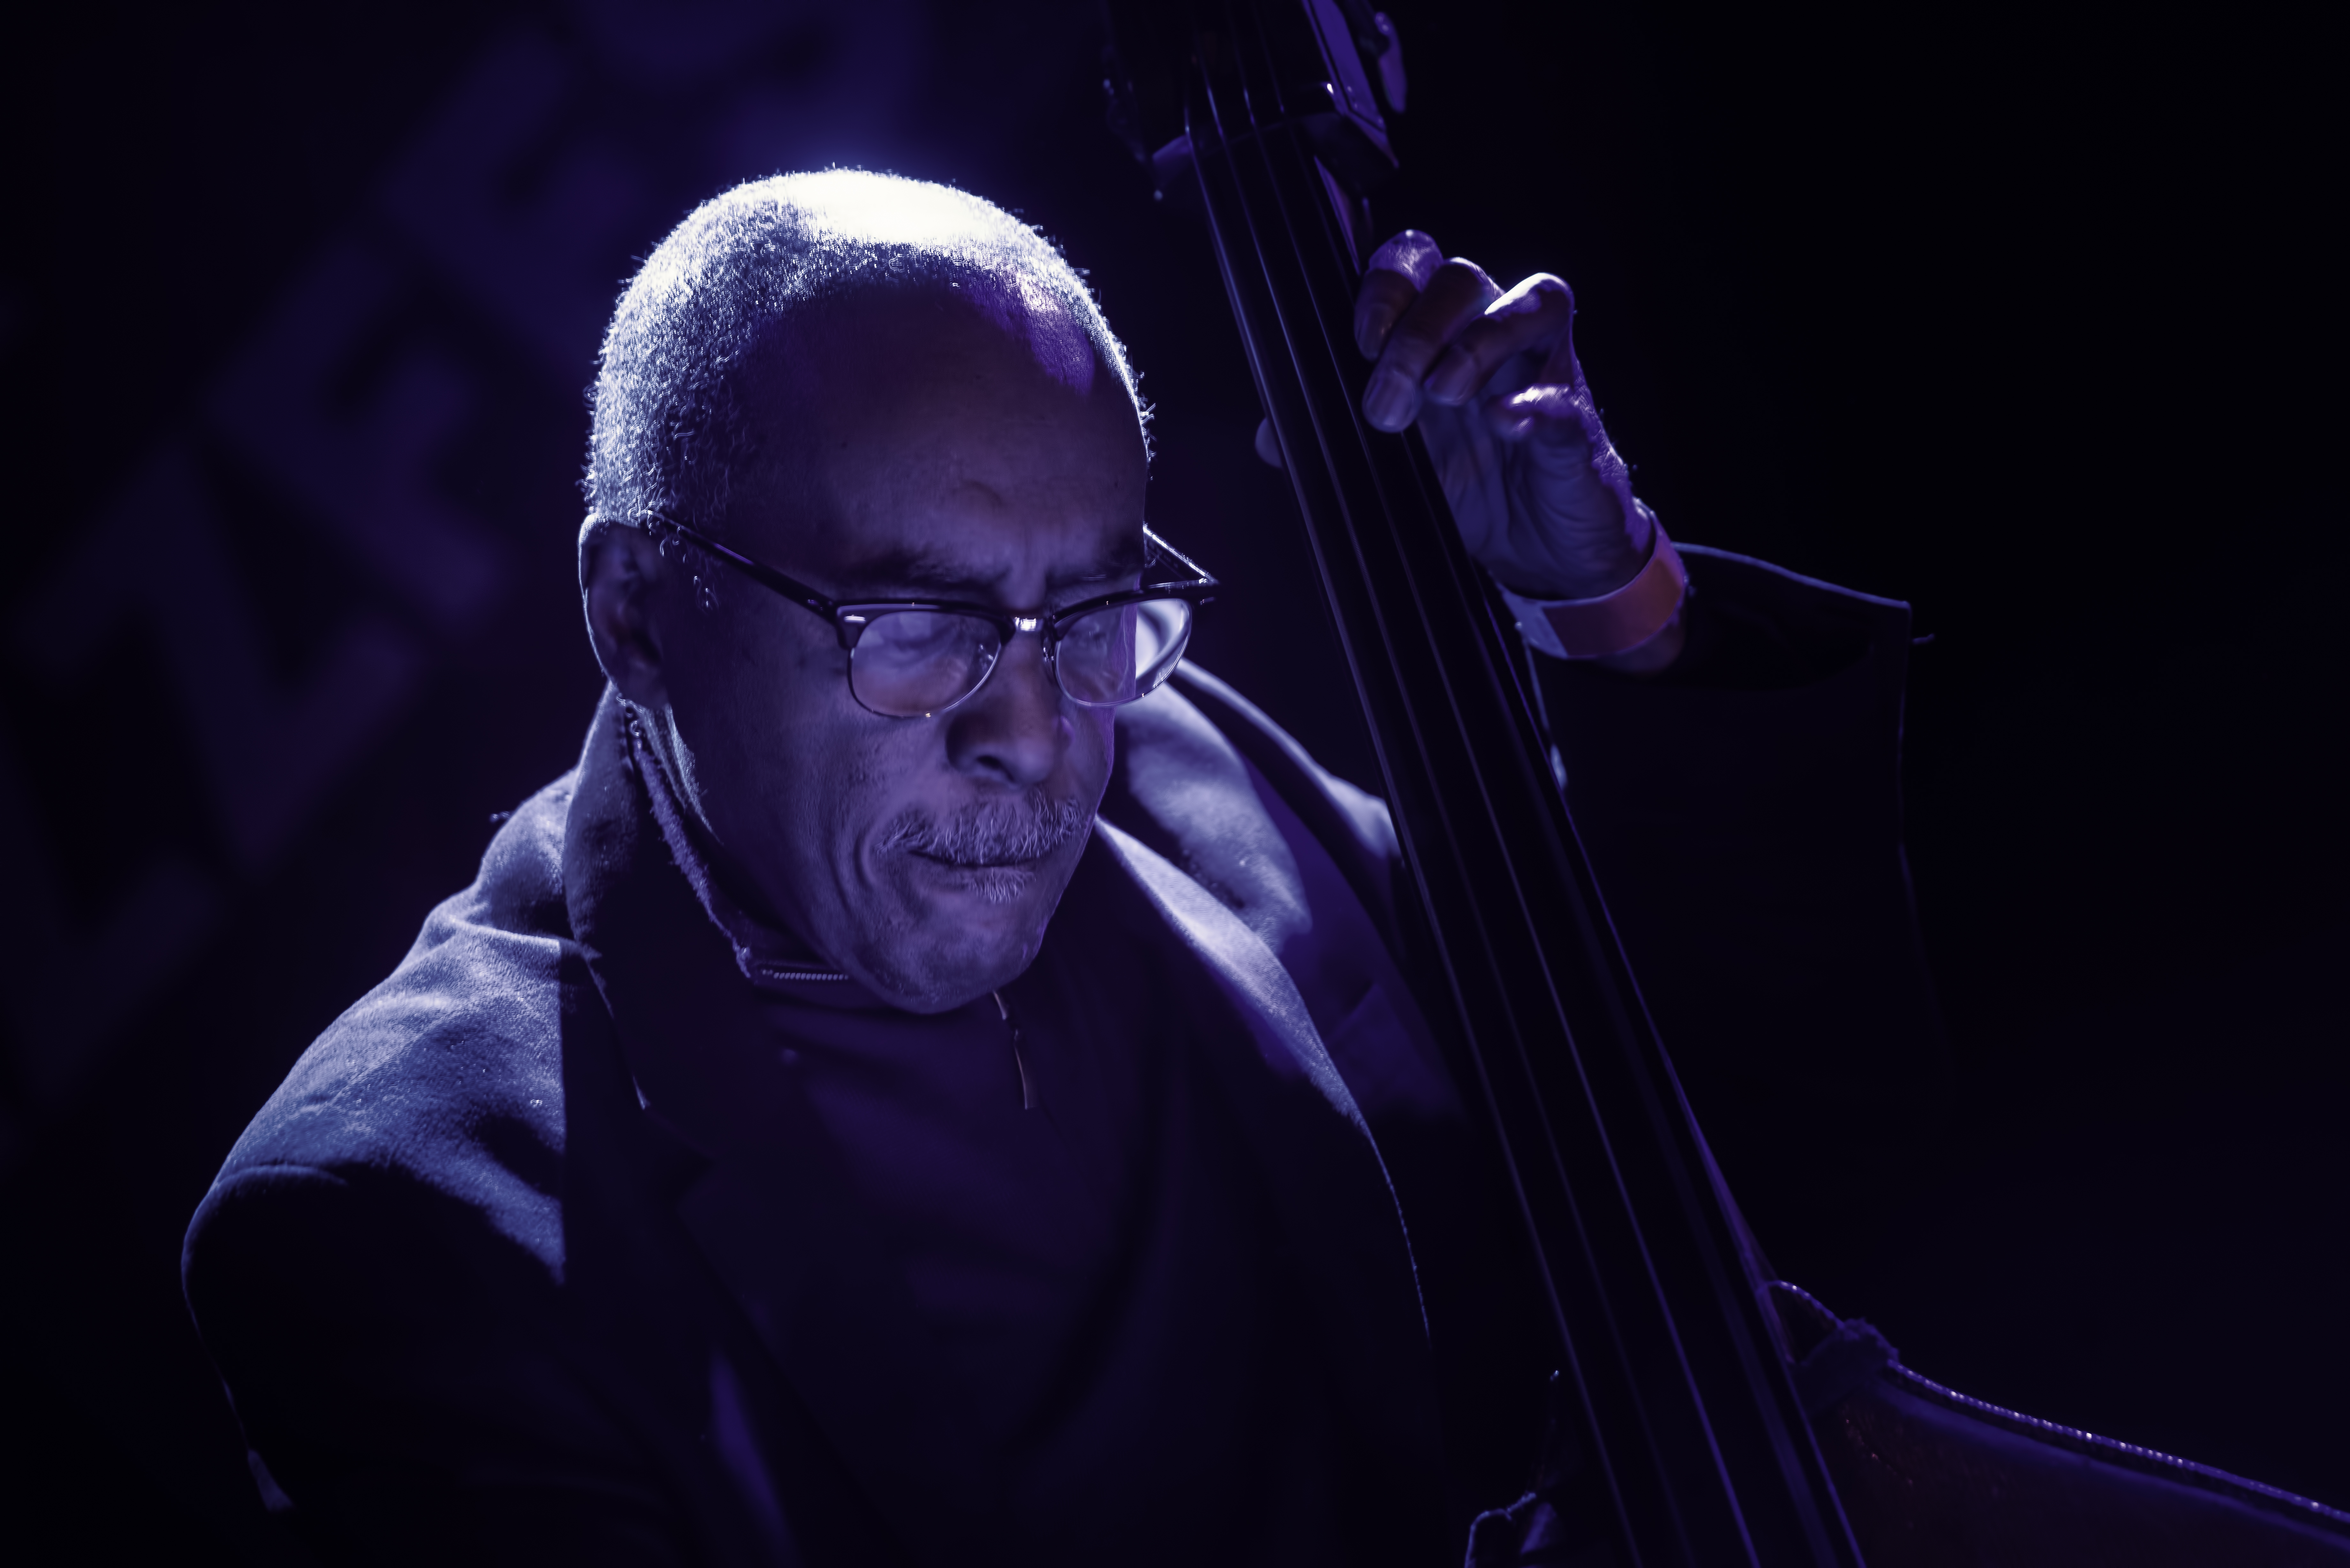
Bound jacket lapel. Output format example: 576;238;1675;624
1094;819;1445;1489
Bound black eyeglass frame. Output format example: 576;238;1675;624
619;511;1218;717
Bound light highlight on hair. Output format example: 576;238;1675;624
584;170;1145;537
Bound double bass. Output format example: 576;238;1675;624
1101;3;2350;1563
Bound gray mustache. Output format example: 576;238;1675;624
880;794;1093;866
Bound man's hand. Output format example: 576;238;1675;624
1268;230;1685;672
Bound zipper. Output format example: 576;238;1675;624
993;990;1037;1111
747;960;852;984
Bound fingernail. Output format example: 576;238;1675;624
1355;307;1394;358
1364;369;1416;430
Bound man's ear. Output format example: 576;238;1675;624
580;519;669;708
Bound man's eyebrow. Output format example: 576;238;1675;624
1072;535;1150;584
836;536;1150;599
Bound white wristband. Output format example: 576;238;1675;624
1499;511;1688;660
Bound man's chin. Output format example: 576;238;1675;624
845;856;1069;1012
851;930;1046;1014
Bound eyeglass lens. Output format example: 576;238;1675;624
847;599;1195;718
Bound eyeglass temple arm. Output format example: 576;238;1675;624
633;514;837;616
1141;525;1218;588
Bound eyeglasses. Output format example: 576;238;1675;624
620;512;1217;720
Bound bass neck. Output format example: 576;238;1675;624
1108;3;1863;1563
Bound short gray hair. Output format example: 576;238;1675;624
583;170;1144;536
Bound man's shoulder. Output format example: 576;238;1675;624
197;770;587;1278
1117;667;1397;873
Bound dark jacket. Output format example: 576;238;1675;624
183;549;1937;1566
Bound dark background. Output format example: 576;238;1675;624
1;0;2340;1558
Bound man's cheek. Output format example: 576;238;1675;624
1072;707;1117;802
829;730;930;901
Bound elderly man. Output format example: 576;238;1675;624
184;171;1942;1564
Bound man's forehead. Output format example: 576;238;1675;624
768;273;1112;405
832;523;1150;598
745;290;1137;473
717;276;1147;592
942;272;1099;396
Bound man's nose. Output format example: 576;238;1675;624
944;631;1070;787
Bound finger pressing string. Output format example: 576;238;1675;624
1365;259;1498;432
1425;274;1576;407
1356;230;1443;356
